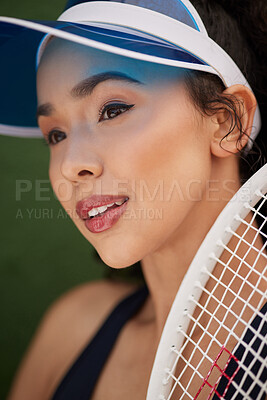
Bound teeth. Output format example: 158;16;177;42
115;199;125;206
98;205;108;213
88;208;100;217
87;199;127;218
88;205;108;218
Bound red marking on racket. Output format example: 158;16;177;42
194;346;240;400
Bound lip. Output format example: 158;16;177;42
76;194;129;234
76;194;129;220
84;198;129;233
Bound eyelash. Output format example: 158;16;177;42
43;130;66;146
98;102;134;122
43;102;134;146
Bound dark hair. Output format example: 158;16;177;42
184;0;267;181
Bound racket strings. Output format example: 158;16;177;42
163;192;267;400
213;245;267;291
172;291;265;398
201;263;267;326
235;217;267;240
226;314;267;400
187;283;266;356
186;287;267;369
167;275;266;399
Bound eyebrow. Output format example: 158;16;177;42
36;71;143;120
71;71;143;98
36;103;55;119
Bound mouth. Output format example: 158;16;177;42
76;195;129;233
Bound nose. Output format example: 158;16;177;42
60;136;104;184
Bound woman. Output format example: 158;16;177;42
1;0;266;399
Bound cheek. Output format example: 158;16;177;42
106;94;211;200
49;155;75;208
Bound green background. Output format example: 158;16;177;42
0;1;107;398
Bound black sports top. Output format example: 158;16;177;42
213;302;267;400
51;285;266;400
51;285;149;400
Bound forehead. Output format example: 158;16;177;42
37;37;187;88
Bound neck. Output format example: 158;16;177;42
141;156;241;337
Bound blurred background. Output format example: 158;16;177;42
0;1;108;398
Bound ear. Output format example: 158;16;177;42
210;84;257;158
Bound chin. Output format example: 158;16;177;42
95;245;141;269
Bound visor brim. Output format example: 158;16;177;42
0;17;214;136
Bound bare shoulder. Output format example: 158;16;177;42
7;279;138;400
44;279;138;333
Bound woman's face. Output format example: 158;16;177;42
37;38;213;268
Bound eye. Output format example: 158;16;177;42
99;102;134;122
46;129;66;145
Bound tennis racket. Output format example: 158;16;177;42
146;163;267;400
